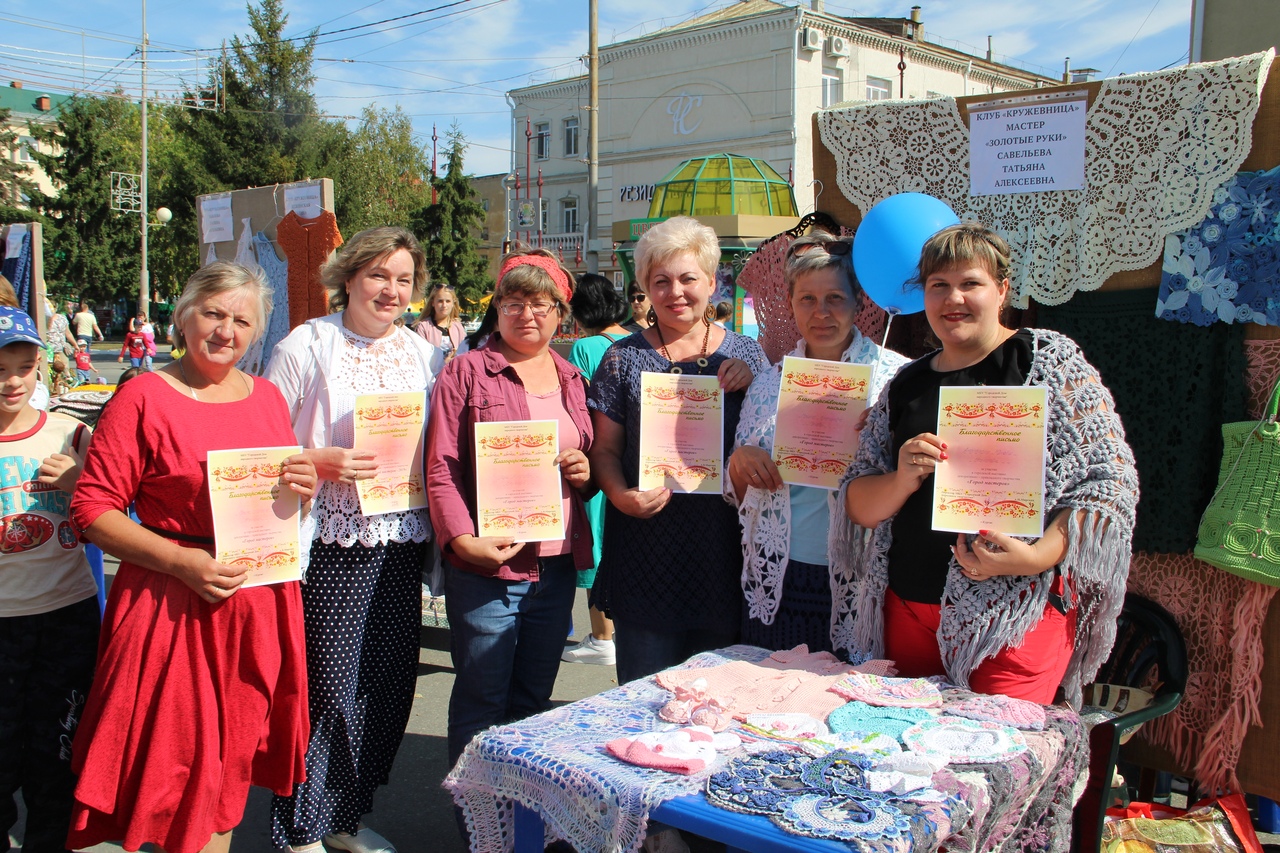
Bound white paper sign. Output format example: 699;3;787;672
969;93;1087;197
283;182;323;219
200;194;234;243
4;223;27;259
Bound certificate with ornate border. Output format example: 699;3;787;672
932;386;1047;537
638;372;723;494
353;391;428;516
207;445;303;587
474;420;564;542
773;356;871;490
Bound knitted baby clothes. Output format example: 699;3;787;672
830;674;943;709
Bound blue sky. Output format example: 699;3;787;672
5;0;1193;176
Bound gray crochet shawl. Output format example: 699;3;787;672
832;329;1139;707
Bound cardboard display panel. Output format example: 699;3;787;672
196;178;334;264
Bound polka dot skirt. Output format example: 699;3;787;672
270;538;426;847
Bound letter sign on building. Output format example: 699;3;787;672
666;92;704;136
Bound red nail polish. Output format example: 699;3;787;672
940;453;948;461
941;443;948;450
979;529;991;536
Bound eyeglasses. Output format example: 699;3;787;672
789;239;852;259
499;301;557;318
629;293;648;303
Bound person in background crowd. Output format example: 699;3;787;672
0;306;98;853
842;223;1139;705
137;312;157;371
456;301;497;357
621;283;652;333
118;319;148;369
713;300;733;328
728;234;908;655
587;216;768;685
266;227;441;853
72;302;102;348
415;284;466;362
561;272;630;667
73;341;94;386
67;261;317;853
426;246;594;773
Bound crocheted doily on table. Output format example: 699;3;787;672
1125;338;1280;793
817;51;1274;308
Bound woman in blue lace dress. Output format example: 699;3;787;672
588;216;768;684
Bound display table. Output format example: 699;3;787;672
445;646;1088;853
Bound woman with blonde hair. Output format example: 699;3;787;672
68;261;317;853
588;216;768;683
415;283;466;361
426;245;595;770
266;227;443;853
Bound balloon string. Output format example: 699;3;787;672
871;308;900;390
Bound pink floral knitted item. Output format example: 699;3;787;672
942;690;1047;730
654;646;896;723
830;673;944;709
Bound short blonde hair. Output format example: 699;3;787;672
494;245;572;318
914;222;1012;286
634;216;720;293
171;261;272;349
322;226;428;313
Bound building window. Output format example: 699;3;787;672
533;122;550;160
561;198;578;233
866;77;892;101
563;116;579;158
481;198;490;212
17;136;36;162
821;74;843;108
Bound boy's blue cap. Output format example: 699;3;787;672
0;306;45;350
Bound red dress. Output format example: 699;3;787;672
67;372;309;853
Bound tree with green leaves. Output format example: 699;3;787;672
334;106;431;234
0;108;35;218
412;126;490;310
28;95;144;304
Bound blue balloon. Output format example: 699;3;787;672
852;193;960;315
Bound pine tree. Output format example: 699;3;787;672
412;127;490;310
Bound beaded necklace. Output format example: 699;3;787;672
654;319;711;375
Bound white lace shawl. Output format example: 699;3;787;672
833;329;1139;707
728;332;909;651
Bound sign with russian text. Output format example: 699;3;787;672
639;372;723;494
773;356;870;490
207;446;303;587
474;420;564;542
968;92;1087;197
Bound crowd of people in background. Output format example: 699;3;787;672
0;215;1136;853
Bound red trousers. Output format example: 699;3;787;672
883;585;1075;705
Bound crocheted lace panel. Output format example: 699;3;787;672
310;325;430;546
817;51;1274;307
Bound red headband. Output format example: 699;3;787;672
498;255;572;303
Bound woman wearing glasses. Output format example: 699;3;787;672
841;224;1137;705
728;234;908;655
622;283;652;332
415;283;466;362
425;247;595;769
588;216;768;683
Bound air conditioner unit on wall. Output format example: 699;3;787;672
800;27;823;51
827;35;849;57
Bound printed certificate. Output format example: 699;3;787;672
638;372;723;494
207;446;303;587
932;386;1048;537
772;356;871;490
474;420;564;542
353;392;428;516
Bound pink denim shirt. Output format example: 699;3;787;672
425;335;594;581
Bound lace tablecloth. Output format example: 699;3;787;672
444;646;1088;853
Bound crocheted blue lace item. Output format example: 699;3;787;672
1157;164;1280;326
827;701;936;740
707;748;965;847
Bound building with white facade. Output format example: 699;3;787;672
506;0;1055;284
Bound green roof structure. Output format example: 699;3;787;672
648;153;798;219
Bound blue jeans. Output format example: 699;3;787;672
612;619;739;686
445;554;576;765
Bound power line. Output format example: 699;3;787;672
1105;0;1164;77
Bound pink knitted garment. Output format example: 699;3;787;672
605;727;740;775
943;691;1047;730
830;673;944;709
654;646;895;722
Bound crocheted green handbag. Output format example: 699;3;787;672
1194;379;1280;586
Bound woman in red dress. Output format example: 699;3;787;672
66;261;317;853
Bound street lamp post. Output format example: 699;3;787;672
139;0;150;316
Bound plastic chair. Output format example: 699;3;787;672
1071;593;1187;853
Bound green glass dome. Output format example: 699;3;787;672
647;154;798;219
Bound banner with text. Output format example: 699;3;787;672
969;92;1088;197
